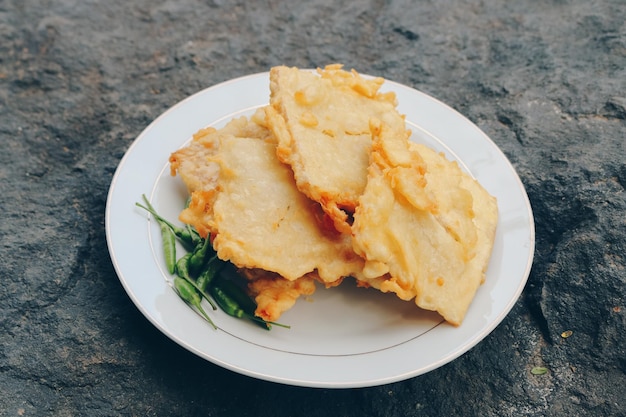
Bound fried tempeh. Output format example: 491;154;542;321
266;64;406;233
210;134;363;283
351;119;498;325
169;65;499;325
169;109;271;238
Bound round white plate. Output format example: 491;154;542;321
105;72;534;388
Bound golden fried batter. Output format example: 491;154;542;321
351;119;498;325
210;135;363;282
244;271;318;322
170;109;271;238
266;64;406;233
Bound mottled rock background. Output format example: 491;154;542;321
1;0;625;416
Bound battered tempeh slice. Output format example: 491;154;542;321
210;135;364;284
170;109;271;193
169;109;271;238
241;269;318;322
351;120;498;326
266;64;407;233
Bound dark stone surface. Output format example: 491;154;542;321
1;0;624;416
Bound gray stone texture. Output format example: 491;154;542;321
1;0;625;416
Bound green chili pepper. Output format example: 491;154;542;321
188;236;215;276
210;271;289;330
176;253;217;310
213;272;257;316
210;283;247;319
212;264;256;314
195;255;223;292
173;277;217;330
136;195;200;249
160;221;177;274
176;253;193;281
186;224;201;247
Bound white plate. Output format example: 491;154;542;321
105;72;534;388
